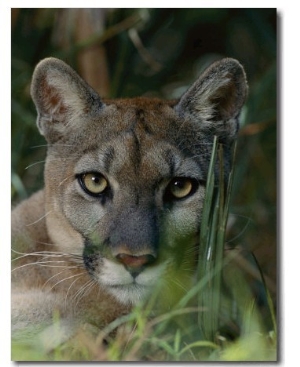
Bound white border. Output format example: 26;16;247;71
1;3;12;367
3;2;300;366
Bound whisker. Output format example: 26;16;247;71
72;280;92;303
12;261;80;272
25;211;52;226
12;249;83;260
169;277;190;293
72;279;96;307
30;143;76;149
48;272;85;292
34;241;56;247
13;255;70;263
59;174;75;187
25;161;46;170
80;281;97;303
64;275;84;306
42;268;72;289
38;263;80;269
30;144;49;149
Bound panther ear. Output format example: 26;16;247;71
31;57;103;143
175;58;248;142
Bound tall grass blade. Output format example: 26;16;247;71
197;138;237;341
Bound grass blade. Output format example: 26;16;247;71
197;138;237;341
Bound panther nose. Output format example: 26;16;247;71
116;253;156;277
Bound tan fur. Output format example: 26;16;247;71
12;57;248;350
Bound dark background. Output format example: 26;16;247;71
11;8;277;302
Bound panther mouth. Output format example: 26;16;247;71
91;258;168;305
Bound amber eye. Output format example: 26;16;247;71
166;177;198;201
79;172;108;196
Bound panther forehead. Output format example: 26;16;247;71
74;135;185;185
85;98;182;143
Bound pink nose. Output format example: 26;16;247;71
116;253;155;268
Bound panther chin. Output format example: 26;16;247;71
106;283;153;305
94;258;167;305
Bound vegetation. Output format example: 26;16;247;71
11;8;277;361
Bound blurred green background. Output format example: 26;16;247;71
11;8;277;302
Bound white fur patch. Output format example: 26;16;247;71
96;258;167;305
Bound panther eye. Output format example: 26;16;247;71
78;172;108;196
165;177;198;201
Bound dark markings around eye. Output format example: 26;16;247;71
164;177;199;202
102;146;115;173
164;149;177;177
77;172;111;200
